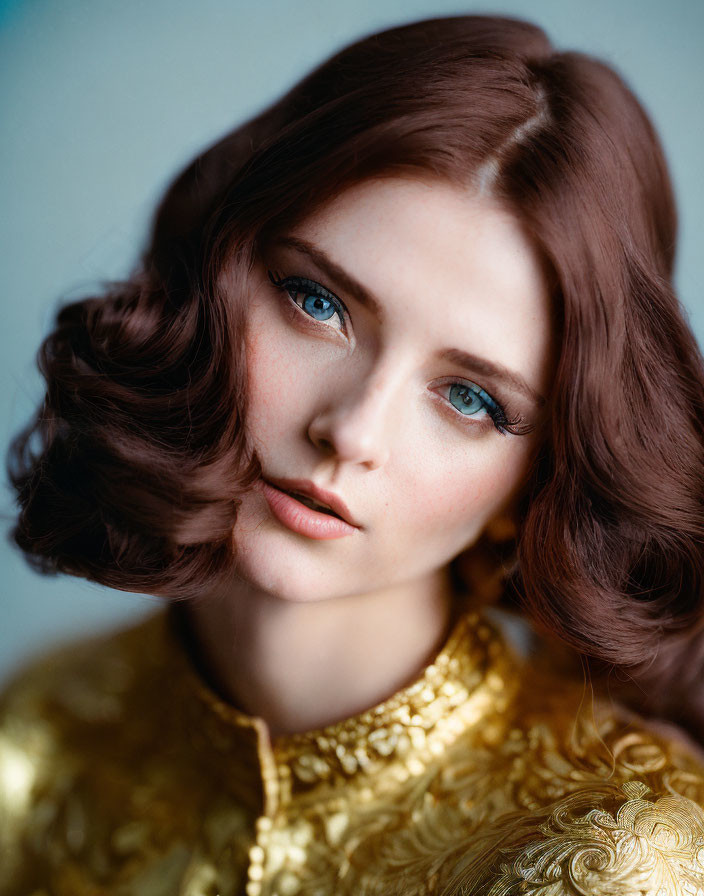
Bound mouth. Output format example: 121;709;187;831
280;489;343;519
259;477;359;541
261;475;360;529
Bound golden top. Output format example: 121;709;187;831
1;607;704;895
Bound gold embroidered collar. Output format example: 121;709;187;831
164;607;519;816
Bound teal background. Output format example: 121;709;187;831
1;0;702;679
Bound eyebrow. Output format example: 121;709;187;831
272;235;545;407
439;349;546;407
274;235;384;320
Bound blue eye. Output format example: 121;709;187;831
267;268;530;437
442;381;522;435
448;383;489;416
302;293;336;321
268;271;347;331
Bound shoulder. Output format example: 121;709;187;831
0;610;168;747
481;779;704;895
0;611;169;892
442;658;704;895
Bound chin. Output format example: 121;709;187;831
231;534;347;603
228;485;355;602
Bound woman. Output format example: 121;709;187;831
2;13;704;895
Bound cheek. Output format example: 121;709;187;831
391;441;532;542
244;318;313;443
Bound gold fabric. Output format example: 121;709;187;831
1;607;704;896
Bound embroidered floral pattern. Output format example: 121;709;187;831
488;782;704;895
1;612;703;895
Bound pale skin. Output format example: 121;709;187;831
185;177;555;737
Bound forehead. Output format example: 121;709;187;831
287;177;554;396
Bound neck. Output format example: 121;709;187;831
183;569;456;737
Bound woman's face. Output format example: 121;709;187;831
228;177;554;602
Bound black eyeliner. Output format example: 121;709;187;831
268;270;532;436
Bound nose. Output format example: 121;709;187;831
307;362;402;472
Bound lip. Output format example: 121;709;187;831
258;478;361;541
264;476;360;527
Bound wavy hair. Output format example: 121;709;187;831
7;16;704;739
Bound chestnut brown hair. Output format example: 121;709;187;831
7;16;704;739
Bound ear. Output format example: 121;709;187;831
451;510;519;608
483;511;517;544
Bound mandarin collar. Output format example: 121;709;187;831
164;605;519;815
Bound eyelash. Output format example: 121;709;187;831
268;270;349;333
266;269;530;437
433;380;529;436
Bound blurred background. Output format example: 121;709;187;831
1;0;703;681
